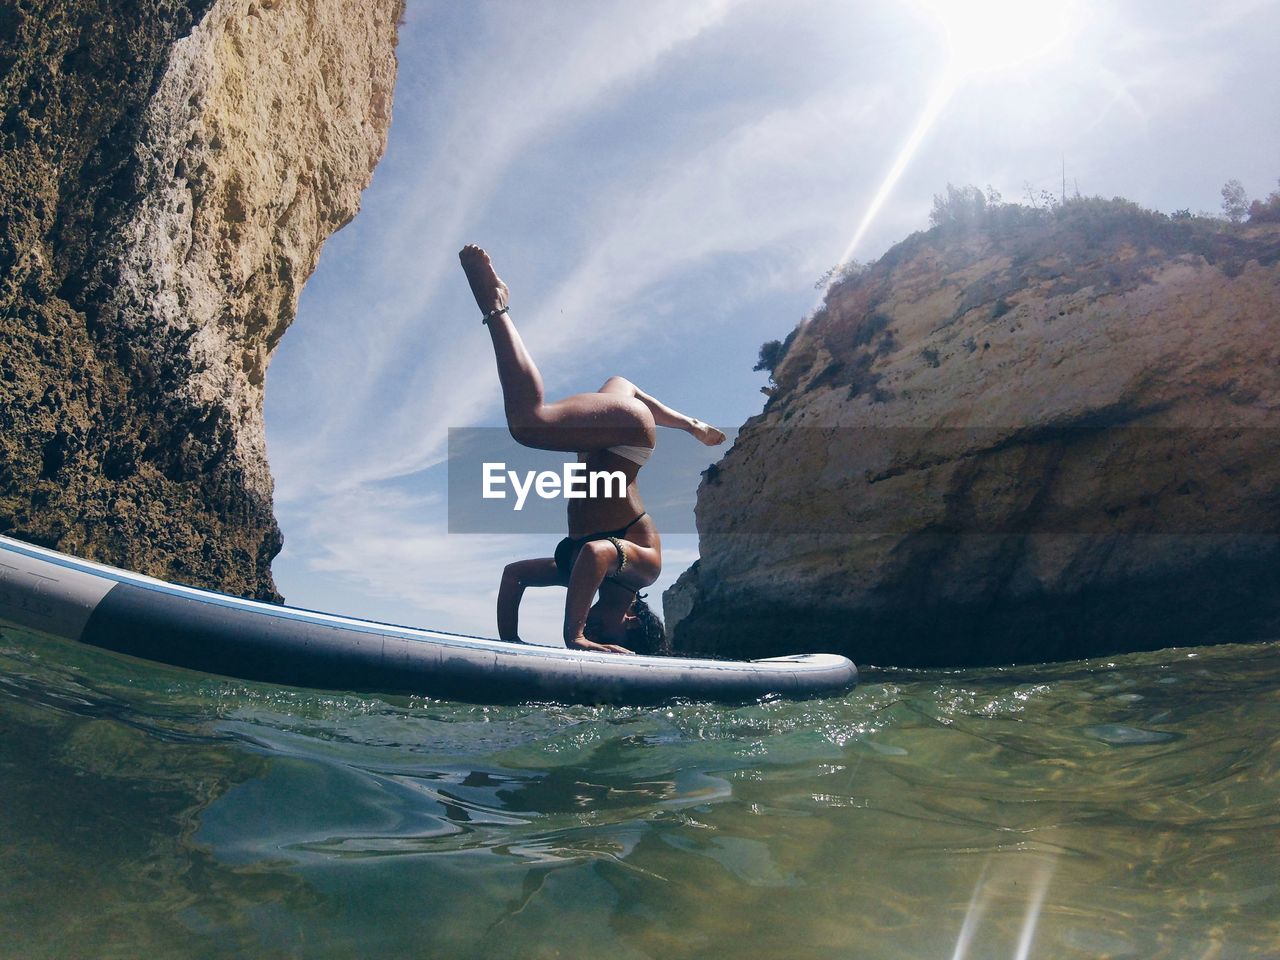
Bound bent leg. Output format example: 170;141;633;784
460;245;653;451
597;376;726;446
515;390;654;452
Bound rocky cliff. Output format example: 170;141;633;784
0;0;402;599
667;199;1280;666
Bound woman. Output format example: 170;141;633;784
459;245;726;654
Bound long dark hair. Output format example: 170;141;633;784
625;594;669;656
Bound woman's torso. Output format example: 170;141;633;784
566;449;654;540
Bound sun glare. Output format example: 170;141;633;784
918;0;1081;78
830;0;1082;273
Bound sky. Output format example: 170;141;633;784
263;0;1280;644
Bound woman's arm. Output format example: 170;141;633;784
497;558;563;641
562;540;633;654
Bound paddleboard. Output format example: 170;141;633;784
0;534;857;704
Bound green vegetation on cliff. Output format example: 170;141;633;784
757;188;1280;404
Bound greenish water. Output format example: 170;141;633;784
2;629;1278;959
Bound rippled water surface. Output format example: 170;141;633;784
2;628;1278;959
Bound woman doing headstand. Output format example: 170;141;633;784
459;245;726;654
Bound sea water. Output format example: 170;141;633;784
1;627;1277;959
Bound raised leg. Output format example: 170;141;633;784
460;245;655;452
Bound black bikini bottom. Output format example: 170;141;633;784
554;512;646;578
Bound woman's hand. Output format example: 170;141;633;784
565;635;635;655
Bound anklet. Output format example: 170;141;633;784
482;306;509;324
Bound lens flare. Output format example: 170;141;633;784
830;0;1082;274
920;0;1080;77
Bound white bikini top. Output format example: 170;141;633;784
605;443;654;465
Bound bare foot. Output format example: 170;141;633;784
689;419;726;446
566;635;635;655
458;244;510;316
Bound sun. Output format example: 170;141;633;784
830;0;1084;272
917;0;1082;78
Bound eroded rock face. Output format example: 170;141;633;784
667;203;1280;666
0;0;402;599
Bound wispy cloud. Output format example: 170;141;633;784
284;87;891;494
270;84;883;630
279;484;517;629
266;0;1280;631
270;0;748;500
